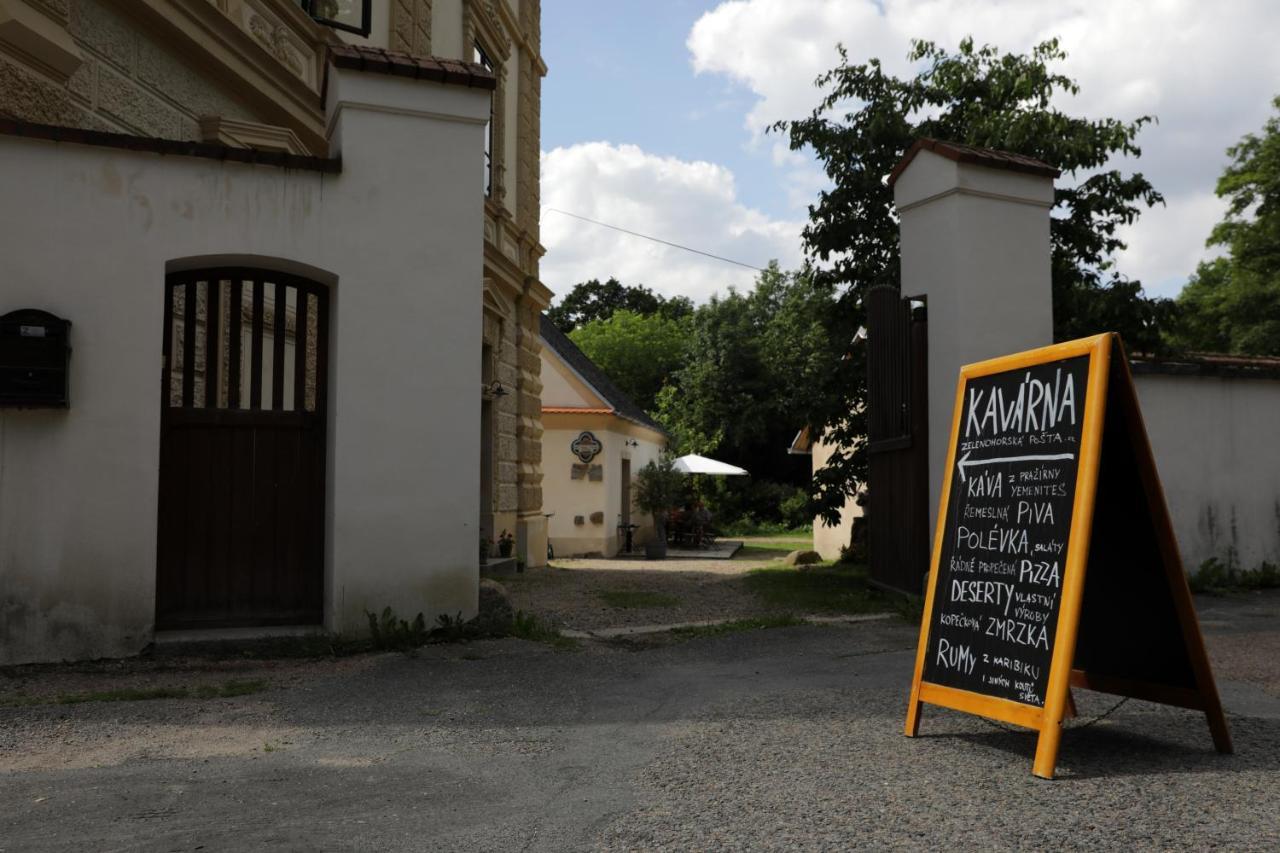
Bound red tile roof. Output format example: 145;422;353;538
888;138;1060;187
328;44;496;90
542;407;615;415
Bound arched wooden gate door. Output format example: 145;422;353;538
157;269;328;629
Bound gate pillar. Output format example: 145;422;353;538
890;140;1058;531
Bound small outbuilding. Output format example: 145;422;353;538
539;316;666;557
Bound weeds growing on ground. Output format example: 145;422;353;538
1189;558;1280;594
366;607;431;650
0;678;268;708
669;615;806;640
511;610;578;650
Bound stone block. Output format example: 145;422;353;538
65;54;94;103
0;54;83;125
783;550;823;567
136;35;247;123
99;64;180;137
71;0;135;73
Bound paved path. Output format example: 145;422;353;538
2;591;1278;851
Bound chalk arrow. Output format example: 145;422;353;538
956;450;1075;482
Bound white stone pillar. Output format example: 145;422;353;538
891;141;1057;529
323;55;493;633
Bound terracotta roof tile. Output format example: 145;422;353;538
888;138;1060;187
1130;351;1280;381
543;406;615;415
328;44;496;90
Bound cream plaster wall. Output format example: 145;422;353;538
1133;372;1280;574
0;66;490;665
543;422;664;557
430;0;462;58
810;436;862;561
539;354;604;408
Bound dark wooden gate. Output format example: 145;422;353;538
866;286;930;595
157;269;328;629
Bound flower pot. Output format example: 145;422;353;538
498;542;513;558
644;518;668;560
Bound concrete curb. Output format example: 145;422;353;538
561;612;894;640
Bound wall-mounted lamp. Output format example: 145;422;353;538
625;439;639;447
486;381;508;398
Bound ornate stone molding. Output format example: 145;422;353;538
123;0;329;153
220;0;320;88
0;0;83;83
198;114;307;153
390;0;430;56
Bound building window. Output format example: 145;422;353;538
474;41;494;197
299;0;372;38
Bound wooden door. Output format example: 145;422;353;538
866;285;930;595
156;269;328;629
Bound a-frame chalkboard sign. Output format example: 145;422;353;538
904;333;1232;779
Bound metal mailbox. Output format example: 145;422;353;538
0;309;71;407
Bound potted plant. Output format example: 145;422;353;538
633;456;684;560
497;529;515;558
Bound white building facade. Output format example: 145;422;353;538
0;0;542;665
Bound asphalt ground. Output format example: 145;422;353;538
1;591;1278;851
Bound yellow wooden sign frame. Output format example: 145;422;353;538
903;333;1231;779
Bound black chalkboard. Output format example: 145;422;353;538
905;334;1232;780
922;355;1090;706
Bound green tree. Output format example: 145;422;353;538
568;309;690;412
1172;96;1280;355
772;37;1174;524
655;264;843;526
547;277;693;332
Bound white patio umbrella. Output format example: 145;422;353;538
671;454;748;476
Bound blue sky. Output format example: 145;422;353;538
536;1;1280;305
542;1;783;220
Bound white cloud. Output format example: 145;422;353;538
540;142;804;303
688;0;1280;296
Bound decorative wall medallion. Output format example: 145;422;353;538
571;431;602;463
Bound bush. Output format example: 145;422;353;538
701;478;813;531
1189;558;1280;593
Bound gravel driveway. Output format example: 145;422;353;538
1;591;1277;851
500;538;823;631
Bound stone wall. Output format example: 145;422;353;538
1;1;250;138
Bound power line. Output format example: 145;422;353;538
543;207;766;272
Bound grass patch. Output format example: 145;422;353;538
511;610;579;650
743;564;889;616
669;615;806;640
719;522;812;537
1;678;268;708
597;590;680;609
